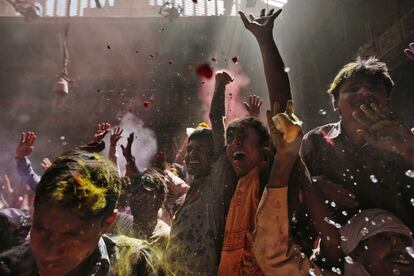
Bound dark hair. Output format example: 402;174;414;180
226;116;269;146
327;56;394;100
34;150;121;220
188;127;214;156
129;169;167;197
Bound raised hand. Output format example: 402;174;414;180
41;158;52;170
110;127;124;146
92;122;111;142
267;100;302;149
215;71;233;87
121;132;135;162
243;94;263;117
404;42;414;61
352;103;414;157
16;131;36;159
239;8;282;39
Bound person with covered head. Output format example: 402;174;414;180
0;150;166;276
300;57;414;231
253;99;414;276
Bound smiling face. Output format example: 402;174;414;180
31;202;112;275
226;125;263;178
354;232;414;276
184;137;213;178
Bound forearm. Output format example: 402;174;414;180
108;145;117;164
125;158;140;177
16;157;40;190
268;152;297;188
257;34;291;112
209;83;226;154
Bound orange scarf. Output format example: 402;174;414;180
218;167;264;276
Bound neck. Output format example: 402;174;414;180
133;215;157;238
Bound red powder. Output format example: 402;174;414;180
143;101;149;108
232;56;238;63
195;63;213;79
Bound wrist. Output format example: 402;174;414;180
16;155;26;160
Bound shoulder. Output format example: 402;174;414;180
0;242;36;275
105;235;169;275
303;123;339;140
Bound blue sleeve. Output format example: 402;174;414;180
16;157;41;191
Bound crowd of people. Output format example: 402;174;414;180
1;8;414;276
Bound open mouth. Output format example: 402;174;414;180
391;253;412;266
233;151;246;161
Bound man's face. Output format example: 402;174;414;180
31;202;107;275
129;188;164;218
335;75;389;128
357;232;414;276
184;138;212;178
226;126;262;178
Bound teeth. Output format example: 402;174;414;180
233;151;246;157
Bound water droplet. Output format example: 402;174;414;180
364;245;369;250
361;227;369;236
405;170;414;178
309;268;317;276
411;198;414;206
318;109;327;115
345;256;354;264
284;67;290;72
370;174;378;183
60;136;65;140
62;141;68;146
341;235;348;241
393;269;400;275
331;201;337;208
342;211;348;216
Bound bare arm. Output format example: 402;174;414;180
239;9;291;112
121;132;140;177
209;71;232;156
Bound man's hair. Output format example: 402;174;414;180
34;150;121;220
129;169;167;197
188;127;214;156
226;116;269;146
327;57;394;100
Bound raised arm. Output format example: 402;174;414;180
15;131;41;190
109;127;124;166
239;9;291;112
121;132;140;177
253;101;323;275
209;71;233;156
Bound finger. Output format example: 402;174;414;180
258;100;263;107
286;100;294;116
19;132;25;144
120;145;125;152
260;8;265;17
248;13;255;21
118;129;124;136
273;9;282;19
266;110;277;133
254;95;259;106
404;49;414;60
360;104;381;122
238;11;250;27
267;9;274;16
352;111;371;128
243;102;250;110
273;101;281;115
